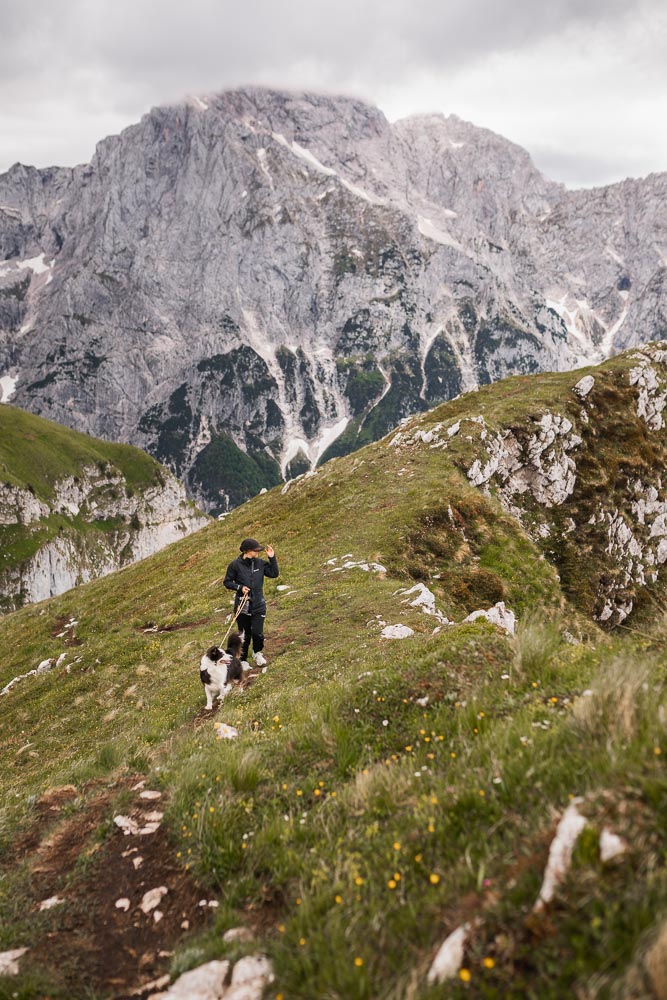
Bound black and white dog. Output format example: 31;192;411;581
200;633;244;710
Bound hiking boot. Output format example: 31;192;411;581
254;652;267;667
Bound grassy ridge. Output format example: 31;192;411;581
1;355;667;998
0;404;162;500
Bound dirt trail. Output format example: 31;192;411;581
10;779;214;1000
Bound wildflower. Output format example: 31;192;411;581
483;957;495;969
354;876;364;886
277;924;286;933
450;751;457;758
296;897;302;905
387;879;397;889
479;789;485;797
428;822;435;833
393;841;401;851
282;783;287;790
209;806;215;813
314;789;321;797
414;853;423;863
654;747;662;756
459;968;471;982
354;957;364;967
299;937;306;946
405;745;413;752
273;715;280;722
429;873;440;885
296;789;303;797
430;796;438;804
335;894;343;904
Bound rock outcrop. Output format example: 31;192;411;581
389;343;667;627
0;465;208;612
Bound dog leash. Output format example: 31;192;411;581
218;592;250;647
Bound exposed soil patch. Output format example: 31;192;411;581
8;779;214;1000
50;613;83;646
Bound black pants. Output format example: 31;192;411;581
237;611;265;659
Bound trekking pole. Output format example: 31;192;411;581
219;593;249;647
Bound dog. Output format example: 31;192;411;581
200;633;244;710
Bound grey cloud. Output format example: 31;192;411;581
2;0;657;101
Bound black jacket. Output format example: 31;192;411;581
223;554;279;614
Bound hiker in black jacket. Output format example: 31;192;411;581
223;538;279;667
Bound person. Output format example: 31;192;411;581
223;538;279;667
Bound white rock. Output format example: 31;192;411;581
427;923;469;983
573;375;595;398
599;828;628;862
139;886;169;914
463;601;516;634
380;624;415;639
214;722;240;740
115;898;131;911
394;583;450;623
157;960;230;999
140;790;162;800
0;948;29;975
139;810;163;834
114;814;140;836
534;798;586;910
39;895;65;911
222;927;255;944
225;955;275;999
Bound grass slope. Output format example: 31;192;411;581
0;404;161;499
1;354;667;998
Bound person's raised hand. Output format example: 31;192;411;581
265;545;275;558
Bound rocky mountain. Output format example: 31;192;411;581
0;404;208;612
0;87;665;513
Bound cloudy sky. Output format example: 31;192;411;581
1;0;665;187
